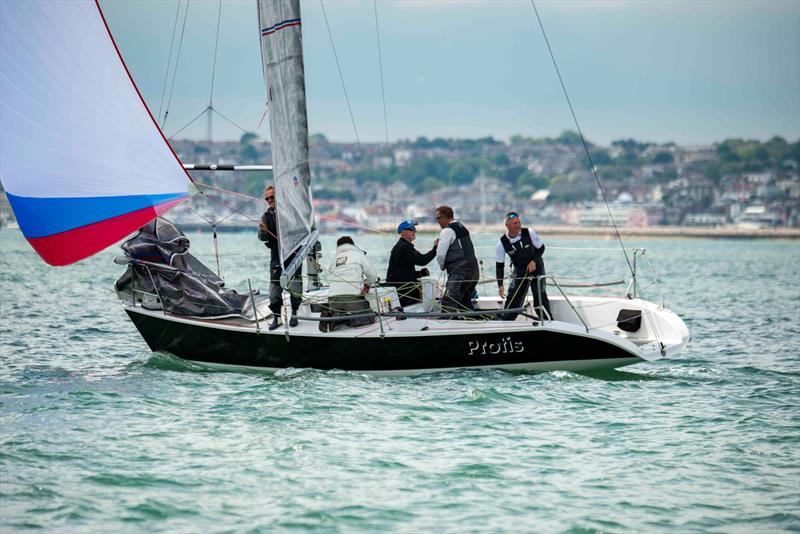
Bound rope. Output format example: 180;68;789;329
319;0;361;148
529;1;635;280
316;214;394;236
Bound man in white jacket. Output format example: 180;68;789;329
321;236;378;332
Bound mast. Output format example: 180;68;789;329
257;0;315;279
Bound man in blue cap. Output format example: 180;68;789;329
386;220;438;307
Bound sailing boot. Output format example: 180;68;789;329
289;309;299;328
268;315;281;331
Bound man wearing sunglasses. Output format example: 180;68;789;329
435;205;480;314
495;211;551;321
258;185;302;330
385;220;438;308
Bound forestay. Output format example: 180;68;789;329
0;0;191;266
257;0;315;268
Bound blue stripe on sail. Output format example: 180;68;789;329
6;192;188;238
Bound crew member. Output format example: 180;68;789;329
386;220;438;308
258;185;302;330
321;236;378;332
496;211;551;321
435;205;479;314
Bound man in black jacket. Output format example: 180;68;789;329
386;220;438;307
258;185;302;330
496;211;551;321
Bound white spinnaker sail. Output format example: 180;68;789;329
0;0;192;266
258;0;314;266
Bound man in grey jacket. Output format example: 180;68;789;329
435;205;480;314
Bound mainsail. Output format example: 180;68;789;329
0;0;191;266
257;0;315;269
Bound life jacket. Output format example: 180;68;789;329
500;228;541;275
444;221;479;277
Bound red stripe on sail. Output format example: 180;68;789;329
27;197;186;266
262;21;301;36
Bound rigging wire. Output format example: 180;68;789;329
372;0;397;227
168;106;249;140
373;0;389;148
165;0;250;141
157;0;182;123
319;0;361;148
529;0;635;280
212;108;249;134
208;0;223;105
167;106;207;139
162;0;191;128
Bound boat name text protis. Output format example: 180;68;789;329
468;338;524;356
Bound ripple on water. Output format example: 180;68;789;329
85;473;203;489
2;233;799;532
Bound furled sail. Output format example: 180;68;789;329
0;0;192;266
257;0;314;268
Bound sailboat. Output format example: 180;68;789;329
0;0;689;375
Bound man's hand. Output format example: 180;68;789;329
499;285;505;299
433;238;440;247
526;260;537;273
259;222;267;232
361;284;370;295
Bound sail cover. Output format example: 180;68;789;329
258;0;314;265
0;0;192;266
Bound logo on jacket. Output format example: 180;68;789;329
292;175;299;187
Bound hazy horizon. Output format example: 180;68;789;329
102;1;800;147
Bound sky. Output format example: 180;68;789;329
100;0;800;146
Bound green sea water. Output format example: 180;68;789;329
1;229;798;532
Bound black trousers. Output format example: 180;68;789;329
503;272;551;321
391;281;422;308
268;264;302;314
442;275;477;313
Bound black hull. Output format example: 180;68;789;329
125;308;643;374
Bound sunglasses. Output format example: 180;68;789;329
505;212;519;220
265;196;275;201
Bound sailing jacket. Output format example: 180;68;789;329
327;243;379;297
386;238;436;286
258;208;280;268
495;227;546;286
437;221;479;280
258;207;298;270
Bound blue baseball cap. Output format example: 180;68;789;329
397;220;417;233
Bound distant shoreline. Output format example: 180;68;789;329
5;223;793;240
